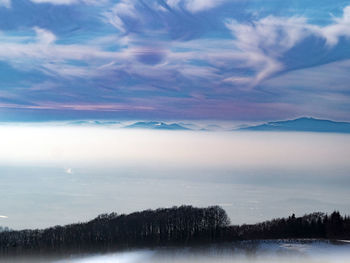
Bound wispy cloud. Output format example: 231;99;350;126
224;6;350;86
104;0;137;33
0;27;125;78
166;0;227;13
318;6;350;46
0;0;10;8
0;102;154;112
30;0;107;5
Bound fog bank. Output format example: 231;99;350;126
0;126;349;229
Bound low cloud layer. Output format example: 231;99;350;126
0;125;349;229
0;126;349;170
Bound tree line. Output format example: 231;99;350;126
229;211;350;240
0;206;349;256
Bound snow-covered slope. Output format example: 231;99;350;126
51;240;350;263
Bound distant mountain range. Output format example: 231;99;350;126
125;121;189;130
65;117;350;133
239;117;350;133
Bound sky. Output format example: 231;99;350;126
0;0;349;121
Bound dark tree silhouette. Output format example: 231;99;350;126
0;206;348;257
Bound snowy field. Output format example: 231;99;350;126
3;240;350;263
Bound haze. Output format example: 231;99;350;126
0;125;349;229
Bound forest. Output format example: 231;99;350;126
0;206;349;256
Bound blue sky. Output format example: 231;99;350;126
0;0;350;121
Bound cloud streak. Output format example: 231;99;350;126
225;6;350;86
0;0;10;8
166;0;227;13
30;0;107;5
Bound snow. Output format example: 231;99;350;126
51;240;350;263
4;240;349;263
